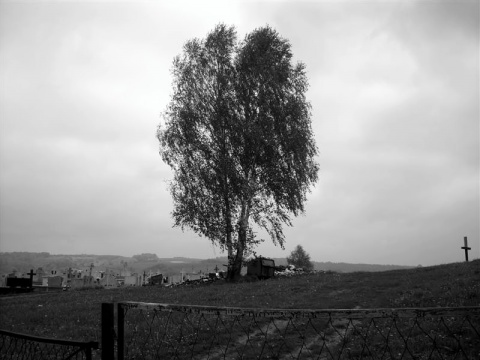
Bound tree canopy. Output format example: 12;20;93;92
158;24;319;280
287;245;314;271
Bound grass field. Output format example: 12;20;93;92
0;259;478;345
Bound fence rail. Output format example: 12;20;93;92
0;329;98;360
111;302;480;360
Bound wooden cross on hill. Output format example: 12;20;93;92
27;269;36;288
461;236;471;262
28;269;36;282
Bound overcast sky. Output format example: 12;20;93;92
0;0;478;266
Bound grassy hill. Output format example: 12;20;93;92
0;260;478;344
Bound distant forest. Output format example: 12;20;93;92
0;252;414;277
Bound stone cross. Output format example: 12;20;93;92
28;269;36;280
461;236;471;262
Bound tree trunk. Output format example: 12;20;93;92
228;237;244;281
224;193;233;263
227;200;249;281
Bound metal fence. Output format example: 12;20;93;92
0;329;98;360
110;302;480;360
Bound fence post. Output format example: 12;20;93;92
85;342;94;360
101;303;115;360
117;303;124;360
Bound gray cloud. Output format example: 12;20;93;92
0;1;478;265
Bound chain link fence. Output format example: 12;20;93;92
0;329;98;360
115;302;480;359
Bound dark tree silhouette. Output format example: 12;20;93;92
287;245;314;271
158;24;319;280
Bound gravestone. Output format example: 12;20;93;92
6;277;31;288
6;269;35;289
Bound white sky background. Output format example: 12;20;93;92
0;0;478;266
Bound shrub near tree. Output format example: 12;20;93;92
158;24;319;281
287;245;314;271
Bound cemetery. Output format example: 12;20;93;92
0;262;231;294
1;237;473;295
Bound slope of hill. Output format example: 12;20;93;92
313;261;415;272
0;260;478;346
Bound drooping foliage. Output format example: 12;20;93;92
158;24;319;280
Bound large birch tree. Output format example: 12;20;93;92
158;24;319;280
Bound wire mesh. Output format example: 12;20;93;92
0;329;98;360
118;303;480;360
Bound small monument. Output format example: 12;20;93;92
6;269;36;290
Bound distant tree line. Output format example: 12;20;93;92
132;253;159;262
